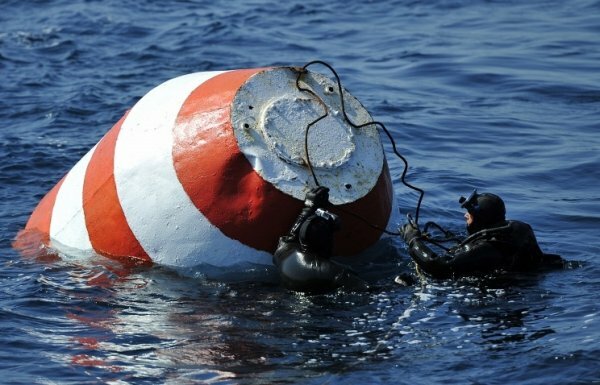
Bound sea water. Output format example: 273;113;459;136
1;1;598;383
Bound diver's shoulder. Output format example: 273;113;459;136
505;219;534;233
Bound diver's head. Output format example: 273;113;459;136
459;190;506;234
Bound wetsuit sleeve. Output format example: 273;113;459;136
406;236;508;279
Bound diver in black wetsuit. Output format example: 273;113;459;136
400;190;564;279
273;186;369;293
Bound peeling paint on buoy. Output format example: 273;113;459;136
15;67;394;269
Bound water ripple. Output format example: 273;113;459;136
1;0;599;384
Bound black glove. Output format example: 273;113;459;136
304;186;330;208
400;222;421;244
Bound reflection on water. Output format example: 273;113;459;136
11;252;586;384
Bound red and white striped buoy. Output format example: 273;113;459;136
16;67;394;269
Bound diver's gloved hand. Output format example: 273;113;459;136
400;222;421;244
304;186;330;208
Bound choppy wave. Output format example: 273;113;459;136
1;0;599;384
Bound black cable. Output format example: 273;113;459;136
295;65;399;235
336;206;402;236
296;61;460;247
297;60;425;226
423;221;461;242
295;68;329;187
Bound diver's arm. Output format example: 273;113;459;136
272;186;370;293
405;236;454;278
408;237;508;278
402;224;507;278
401;223;452;277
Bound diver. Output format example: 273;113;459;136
273;186;370;293
399;190;564;279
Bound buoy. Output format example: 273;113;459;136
16;67;394;269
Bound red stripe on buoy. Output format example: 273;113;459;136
174;69;392;256
83;112;151;264
173;69;304;252
15;176;66;257
24;176;66;242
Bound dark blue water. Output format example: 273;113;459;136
1;1;599;383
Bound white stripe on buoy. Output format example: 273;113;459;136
49;146;96;251
113;71;271;268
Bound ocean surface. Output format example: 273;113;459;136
1;0;599;384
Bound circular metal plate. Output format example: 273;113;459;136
231;67;384;205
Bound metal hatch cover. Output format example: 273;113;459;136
231;67;384;205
